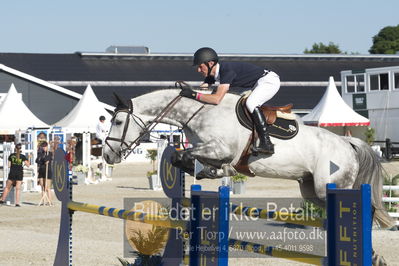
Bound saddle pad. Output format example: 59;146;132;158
235;95;299;140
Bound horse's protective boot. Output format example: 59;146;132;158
196;166;218;180
251;107;274;154
171;150;195;175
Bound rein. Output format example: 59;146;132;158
105;95;183;159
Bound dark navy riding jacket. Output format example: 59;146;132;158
205;62;266;88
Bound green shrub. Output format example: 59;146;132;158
146;149;158;177
231;173;248;183
364;127;375;145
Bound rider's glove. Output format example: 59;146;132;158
179;89;197;99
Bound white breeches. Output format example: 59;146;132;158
245;71;280;113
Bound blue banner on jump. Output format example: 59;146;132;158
327;183;372;266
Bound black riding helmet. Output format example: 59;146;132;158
193;47;219;66
193;47;219;79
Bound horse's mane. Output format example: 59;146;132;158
132;88;179;99
132;88;240;103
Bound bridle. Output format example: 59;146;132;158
105;95;183;160
105;108;141;159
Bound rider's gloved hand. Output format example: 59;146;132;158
179;89;197;99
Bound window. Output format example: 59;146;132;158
345;74;365;93
369;73;389;91
394;72;399;90
370;74;379;91
355;74;365;92
380;73;389;90
346;75;355;93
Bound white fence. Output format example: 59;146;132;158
383;185;399;219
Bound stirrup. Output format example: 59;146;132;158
252;144;274;155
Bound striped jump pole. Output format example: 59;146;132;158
67;201;187;229
231;204;325;229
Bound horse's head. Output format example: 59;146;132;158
103;94;145;164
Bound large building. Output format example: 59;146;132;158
341;65;399;142
1;50;399;125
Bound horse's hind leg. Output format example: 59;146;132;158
298;175;325;207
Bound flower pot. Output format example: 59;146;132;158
74;172;87;185
232;181;246;194
148;174;161;190
107;166;114;177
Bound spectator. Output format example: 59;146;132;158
37;131;47;151
95;115;109;144
0;143;30;207
36;142;53;205
345;129;352;137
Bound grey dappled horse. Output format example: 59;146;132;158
103;89;393;234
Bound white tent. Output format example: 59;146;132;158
303;76;370;127
0;84;49;134
53;85;112;132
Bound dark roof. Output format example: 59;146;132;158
65;85;326;110
1;52;399;110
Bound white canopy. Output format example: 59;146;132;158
0;84;49;134
53;85;112;132
302;77;370;127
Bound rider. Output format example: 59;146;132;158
179;47;280;154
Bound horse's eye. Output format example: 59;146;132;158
115;120;122;126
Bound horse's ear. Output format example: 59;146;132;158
128;100;133;114
113;92;128;110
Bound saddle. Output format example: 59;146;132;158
235;93;298;139
233;93;299;177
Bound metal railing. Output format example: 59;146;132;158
374;138;399;160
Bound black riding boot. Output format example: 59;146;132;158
251;107;274;154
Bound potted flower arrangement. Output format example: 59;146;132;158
118;226;169;265
73;164;89;184
146;149;160;190
231;173;248;194
118;202;169;266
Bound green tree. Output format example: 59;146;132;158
369;24;399;54
304;42;342;54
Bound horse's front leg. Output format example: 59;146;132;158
171;149;220;179
171;148;196;175
172;139;235;179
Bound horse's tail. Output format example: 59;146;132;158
346;137;395;228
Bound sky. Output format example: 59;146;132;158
1;0;398;55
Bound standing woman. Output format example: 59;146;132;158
0;143;30;207
36;142;53;204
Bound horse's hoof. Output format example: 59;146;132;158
196;166;219;179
